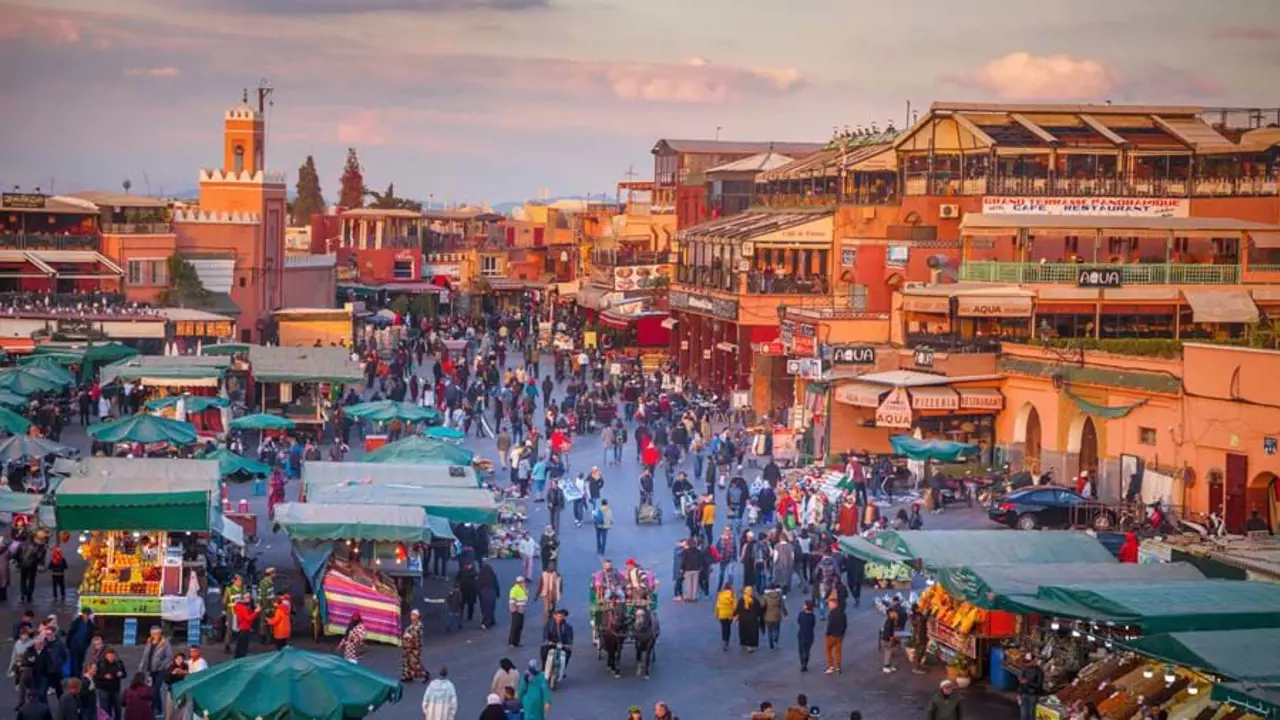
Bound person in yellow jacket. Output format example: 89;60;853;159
715;582;737;651
700;496;717;545
508;576;530;648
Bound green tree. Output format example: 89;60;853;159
366;182;423;211
292;155;326;226
338;148;365;208
159;254;211;307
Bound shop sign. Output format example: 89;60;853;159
887;245;909;268
755;341;786;356
613;264;667;291
779;320;795;346
982;196;1189;218
875;387;913;429
795;322;817;337
791;334;816;357
1077;268;1123;288
337;266;358;282
840;246;857;268
79;594;162;617
928;617;977;657
669;291;738;321
175;321;234;338
753;217;833;244
786;358;825;380
956;296;1033;318
394;250;415;262
1266;437;1277;456
57;318;95;335
913;346;935;367
831;344;876;365
422;263;461;279
1;193;46;209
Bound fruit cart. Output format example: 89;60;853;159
55;458;220;626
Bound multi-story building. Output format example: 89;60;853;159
69;192;174;305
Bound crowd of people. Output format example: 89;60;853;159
0;292;163;319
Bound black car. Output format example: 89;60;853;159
988;486;1116;531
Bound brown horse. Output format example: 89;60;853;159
632;606;659;679
599;604;625;678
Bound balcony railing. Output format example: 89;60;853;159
960;261;1241;285
590;250;667;267
0;233;99;251
101;222;173;234
904;173;1279;198
906;334;1005;354
675;265;829;295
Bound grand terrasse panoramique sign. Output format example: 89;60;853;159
982;196;1189;218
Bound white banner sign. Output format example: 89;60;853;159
982;196;1189;217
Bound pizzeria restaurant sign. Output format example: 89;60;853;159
875;387;913;429
982;196;1188;218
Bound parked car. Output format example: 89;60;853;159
987;486;1117;531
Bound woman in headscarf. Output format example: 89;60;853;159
489;658;519;702
337;613;365;663
735;585;764;653
267;467;287;521
1118;531;1139;563
400;609;428;682
478;693;506;720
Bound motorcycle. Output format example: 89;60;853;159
544;642;568;690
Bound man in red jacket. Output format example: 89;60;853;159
233;595;260;658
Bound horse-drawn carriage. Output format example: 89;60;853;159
589;563;661;679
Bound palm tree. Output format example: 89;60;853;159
365;182;422;211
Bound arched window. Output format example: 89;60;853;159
234;145;245;173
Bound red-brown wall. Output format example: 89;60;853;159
677;185;708;230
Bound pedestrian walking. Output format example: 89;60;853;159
121;674;153;720
593;499;614;555
715;582;737;651
926;680;963;720
824;596;846;675
796;600;816;672
735;585;763;653
136;627;172;717
337;613;366;663
420;666;458;720
518;659;552;720
535;566;562;622
400;610;428;683
490;658;519;700
478;561;501;630
762;584;787;649
508;577;529;647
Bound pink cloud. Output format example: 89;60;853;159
337;111;388;146
1212;26;1278;41
605;57;806;104
124;67;180;78
0;5;83;45
958;52;1120;101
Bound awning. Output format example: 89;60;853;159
660;317;678;330
215;512;246;547
934;562;1205;611
1117;629;1280;683
834;381;885;408
426;515;457;541
273;502;431;542
598;312;633;330
1002;580;1280;634
901;295;950;314
839;530;1115;573
1182;289;1260;324
956;295;1033;318
908;386;959;411
957;387;1004;411
715;341;738;353
1250;231;1280;249
28;251;125;279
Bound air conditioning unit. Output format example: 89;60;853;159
939;204;961;219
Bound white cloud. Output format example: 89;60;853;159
337;110;388;146
970;52;1119;101
124;66;180;77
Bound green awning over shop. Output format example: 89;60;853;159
305;483;497;525
935;561;1205;610
53;458;218;532
889;436;980;462
426;515;457;541
838;535;914;566
362;436;474;465
1004;580;1280;634
842;530;1116;572
1119;629;1280;683
249;346;363;384
273;502;431;543
1212;682;1280;719
303;461;480;494
0;491;43;515
100;356;229;386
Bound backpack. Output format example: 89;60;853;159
593;508;605;526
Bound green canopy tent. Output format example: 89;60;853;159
426;515;456;541
230;413;295;431
302;461;481;492
1212;683;1280;719
839;530;1116;572
145;395;230;414
169;646;402;720
0;406;31;435
1117;629;1280;683
0;367;71;395
1002;580;1280;634
89;414;199;445
14;360;75;387
20;353;81;370
99;356;229;388
363;436;474;465
54;458;219;532
0;389;28;408
200;343;253;357
424;425;465;440
0;435;77;463
273;502;433;543
345;400;438;424
889;435;980;462
199;447;271;479
934;562;1206;611
305;483;497;525
78;343;140;383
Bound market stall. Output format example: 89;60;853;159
303;482;497;526
145;394;230;438
344;400;441;453
273;501;433;645
302;461;481;493
360;435;490;477
55;458;219;622
100;355;230;390
247;346;363;433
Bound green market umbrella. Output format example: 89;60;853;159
424;425;465;440
81;343;140;383
0;407;31;435
230;413;296;431
0;389;28;408
146;395;230;414
200;446;271;478
0;434;78;462
89;414;199;445
14;358;76;386
0;368;69;395
345;400;437;424
201;343;252;356
169;646;402;720
20;353;81;368
364;435;474;465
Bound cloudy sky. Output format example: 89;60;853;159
1;0;1277;205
